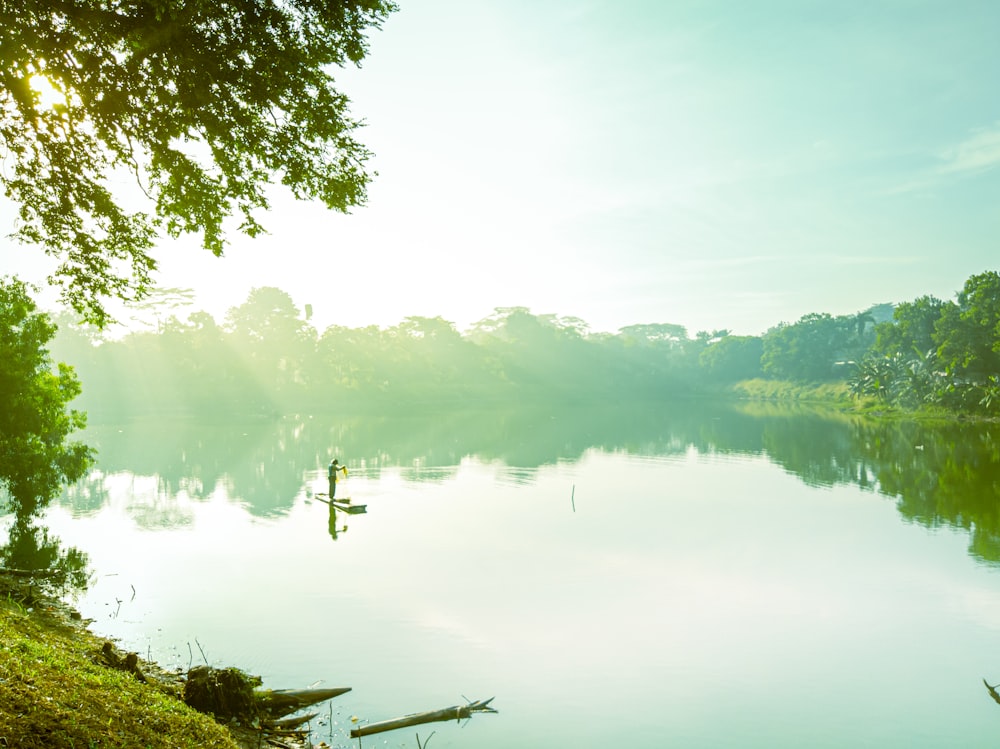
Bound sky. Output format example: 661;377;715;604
4;0;1000;336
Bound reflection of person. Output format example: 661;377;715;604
328;459;347;498
328;502;343;540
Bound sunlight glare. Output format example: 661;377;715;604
29;74;66;109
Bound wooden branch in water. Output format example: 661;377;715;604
264;711;320;730
256;687;352;718
984;679;1000;706
350;698;497;738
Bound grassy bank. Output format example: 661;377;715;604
0;585;241;749
725;378;973;423
727;378;856;405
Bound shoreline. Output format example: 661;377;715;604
0;576;320;749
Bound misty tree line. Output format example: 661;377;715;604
44;269;1000;418
50;288;739;417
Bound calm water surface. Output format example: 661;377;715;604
26;405;1000;747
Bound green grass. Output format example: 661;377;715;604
728;378;854;404
0;593;241;749
724;378;982;424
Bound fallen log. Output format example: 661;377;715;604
350;697;497;738
264;711;320;730
257;687;352;719
184;666;350;721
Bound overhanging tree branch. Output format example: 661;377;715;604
1;0;395;326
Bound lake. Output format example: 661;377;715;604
25;401;1000;747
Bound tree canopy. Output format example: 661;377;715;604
1;0;395;325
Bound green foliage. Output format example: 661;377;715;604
699;335;763;382
980;376;1000;416
39;268;1000;420
761;313;841;381
52;295;746;418
760;307;883;383
848;355;897;402
847;352;939;409
935;271;1000;382
0;278;93;513
850;272;1000;414
1;0;395;325
872;295;945;358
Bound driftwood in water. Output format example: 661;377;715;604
984;679;1000;705
257;687;352;719
350;697;497;738
266;711;320;730
183;666;350;722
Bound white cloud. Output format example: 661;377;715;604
939;122;1000;175
883;122;1000;195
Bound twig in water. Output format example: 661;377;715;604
130;584;136;601
187;642;194;670
984;678;1000;705
195;638;209;665
416;731;435;749
352;716;366;749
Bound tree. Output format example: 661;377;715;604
1;0;395;325
761;313;846;381
0;277;93;514
699;335;763;382
873;295;946;359
618;323;689;347
935;271;1000;383
225;286;316;398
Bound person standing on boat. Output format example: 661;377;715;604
328;458;347;498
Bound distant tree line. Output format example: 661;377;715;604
50;288;748;418
42;269;1000;419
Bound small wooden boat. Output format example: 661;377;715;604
314;494;367;513
333;500;367;514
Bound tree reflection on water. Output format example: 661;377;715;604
0;510;90;599
52;401;1000;564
